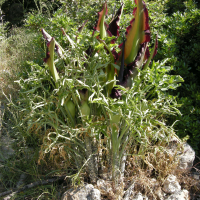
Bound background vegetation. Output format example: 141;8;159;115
0;0;200;199
152;0;200;153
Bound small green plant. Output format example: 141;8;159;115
5;0;183;198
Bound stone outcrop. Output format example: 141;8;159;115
162;175;189;200
167;137;195;171
178;143;195;170
132;192;148;200
60;138;196;200
162;175;181;194
61;184;101;200
165;189;189;200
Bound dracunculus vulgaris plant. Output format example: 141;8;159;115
41;0;157;184
19;0;174;195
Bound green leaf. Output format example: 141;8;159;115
44;37;60;88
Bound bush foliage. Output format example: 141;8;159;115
149;0;200;153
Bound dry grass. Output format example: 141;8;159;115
0;27;44;99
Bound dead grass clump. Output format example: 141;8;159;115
0;27;44;99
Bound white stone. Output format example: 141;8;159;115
133;192;148;200
178;143;195;170
90;189;101;200
61;184;101;200
165;189;189;200
97;179;107;191
97;179;113;195
193;173;200;180
167;137;195;171
163;175;181;194
154;187;165;200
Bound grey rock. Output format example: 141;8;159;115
132;192;148;200
162;175;181;194
178;143;195;170
191;172;200;180
97;179;113;195
61;184;101;200
90;189;101;200
165;189;189;200
154;187;165;200
167;137;195;171
123;182;135;200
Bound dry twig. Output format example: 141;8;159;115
0;176;66;199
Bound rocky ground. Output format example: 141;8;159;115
0;103;200;199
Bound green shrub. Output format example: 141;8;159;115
147;0;200;154
165;0;186;15
1;0;62;28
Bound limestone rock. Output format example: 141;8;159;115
61;184;101;200
167;137;195;171
165;189;189;200
132;192;148;200
178;143;195;170
154;187;165;200
162;175;181;194
97;179;113;196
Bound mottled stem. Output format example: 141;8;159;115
85;136;97;183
